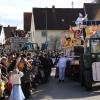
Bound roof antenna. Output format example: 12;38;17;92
72;1;74;8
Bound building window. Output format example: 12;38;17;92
28;32;31;37
41;31;47;37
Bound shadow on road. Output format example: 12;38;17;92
32;69;100;100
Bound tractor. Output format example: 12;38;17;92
80;20;100;91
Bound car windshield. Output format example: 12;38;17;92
22;43;38;51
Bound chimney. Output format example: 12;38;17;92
8;25;10;27
52;5;55;13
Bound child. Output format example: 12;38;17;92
9;68;25;100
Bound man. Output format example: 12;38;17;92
57;53;67;82
41;53;52;83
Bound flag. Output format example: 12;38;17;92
89;25;97;36
85;25;97;37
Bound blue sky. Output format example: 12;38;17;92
0;0;93;30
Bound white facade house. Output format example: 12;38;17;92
29;7;85;49
33;30;64;48
30;13;64;48
30;12;36;43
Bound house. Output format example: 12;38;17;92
24;12;32;33
0;26;2;34
24;13;33;42
24;7;84;48
1;25;28;52
4;25;17;39
24;3;100;48
9;29;28;51
0;24;29;53
0;25;7;54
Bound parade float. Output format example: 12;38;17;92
60;13;86;79
61;12;100;84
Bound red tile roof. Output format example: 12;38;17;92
16;30;26;37
24;12;32;32
4;26;17;39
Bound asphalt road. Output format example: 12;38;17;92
31;68;100;100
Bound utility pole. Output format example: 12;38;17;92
72;1;74;8
45;7;48;43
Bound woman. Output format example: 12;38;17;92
9;68;25;100
0;57;8;77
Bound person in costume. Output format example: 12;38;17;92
9;68;25;100
0;74;5;98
